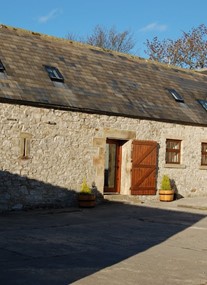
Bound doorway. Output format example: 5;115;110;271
104;139;126;193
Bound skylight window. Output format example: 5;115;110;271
167;89;184;102
197;99;207;111
44;65;64;82
0;60;5;72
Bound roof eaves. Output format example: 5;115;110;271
1;97;207;127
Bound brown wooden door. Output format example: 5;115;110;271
104;139;123;193
131;140;158;195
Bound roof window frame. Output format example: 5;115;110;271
0;60;5;72
167;88;184;103
44;65;64;83
197;99;207;111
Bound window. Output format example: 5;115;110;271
20;133;32;159
167;89;184;102
197;100;207;111
201;143;207;165
166;139;181;164
0;60;5;72
44;65;64;82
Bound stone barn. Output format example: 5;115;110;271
0;24;207;211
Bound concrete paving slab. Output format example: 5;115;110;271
143;196;207;212
0;201;206;285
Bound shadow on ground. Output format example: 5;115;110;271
0;170;79;211
0;201;206;285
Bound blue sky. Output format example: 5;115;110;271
1;0;207;57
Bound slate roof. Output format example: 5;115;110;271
0;24;207;126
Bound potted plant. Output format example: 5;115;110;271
159;175;174;202
77;178;96;207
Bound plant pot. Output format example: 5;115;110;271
78;193;96;207
159;189;174;202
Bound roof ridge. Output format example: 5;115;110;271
0;23;205;77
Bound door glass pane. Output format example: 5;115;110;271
202;143;207;165
104;143;116;188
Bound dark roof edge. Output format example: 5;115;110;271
1;98;206;128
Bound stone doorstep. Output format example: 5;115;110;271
103;194;144;204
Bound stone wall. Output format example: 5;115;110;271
0;103;206;211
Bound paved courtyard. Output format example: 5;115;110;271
0;201;207;285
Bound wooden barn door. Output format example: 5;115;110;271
131;140;158;195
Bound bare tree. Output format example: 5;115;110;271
66;32;84;42
67;25;135;54
145;24;207;69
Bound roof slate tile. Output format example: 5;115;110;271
0;25;207;125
